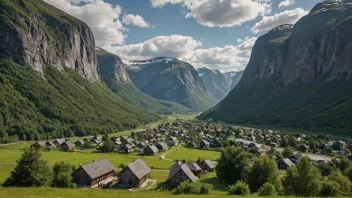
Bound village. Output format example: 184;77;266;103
27;118;349;190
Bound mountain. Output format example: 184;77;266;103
229;71;244;89
96;47;192;114
200;0;352;135
197;67;231;101
0;0;158;142
125;58;217;112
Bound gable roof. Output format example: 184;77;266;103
168;162;198;183
187;163;202;172
77;159;115;180
281;158;295;167
157;141;168;149
202;160;216;169
125;159;151;179
54;138;66;145
34;142;46;147
62;142;75;148
147;145;159;154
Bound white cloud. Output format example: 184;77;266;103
106;35;202;60
278;0;295;8
150;0;271;28
251;8;308;34
237;38;243;43
107;34;258;71
44;0;126;47
122;14;150;28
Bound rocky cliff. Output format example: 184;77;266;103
197;67;231;101
200;0;352;134
126;58;217;112
96;48;192;114
0;0;100;82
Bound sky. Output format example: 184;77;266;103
44;0;322;72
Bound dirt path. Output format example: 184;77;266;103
160;145;181;161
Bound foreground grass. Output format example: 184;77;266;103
0;187;302;198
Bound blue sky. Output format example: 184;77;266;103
45;0;322;71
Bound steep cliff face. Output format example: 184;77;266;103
0;0;99;82
126;58;217;112
197;67;231;101
200;0;352;134
0;0;159;143
96;48;192;114
230;70;244;89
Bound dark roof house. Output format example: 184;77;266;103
197;160;216;172
72;159;115;188
167;161;198;187
143;145;159;156
117;159;151;188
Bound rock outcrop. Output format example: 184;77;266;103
0;0;100;82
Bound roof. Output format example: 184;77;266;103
77;159;115;180
54;139;66;144
157;141;168;149
75;140;85;144
187;163;202;172
124;159;151;179
202;160;216;169
147;145;159;154
63;142;75;148
281;158;294;166
168;162;198;183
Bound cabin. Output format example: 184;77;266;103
122;144;132;153
31;142;46;150
61;142;76;151
288;155;300;164
277;158;294;169
332;141;346;151
117;159;151;188
137;142;146;149
186;163;202;177
52;139;66;149
200;139;210;149
167;161;198;187
75;140;85;149
156;141;168;151
298;144;309;152
72;159;115;188
197;160;216;172
143;145;159;156
166;136;179;146
45;141;56;149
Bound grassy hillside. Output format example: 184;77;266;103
0;59;158;143
201;77;352;136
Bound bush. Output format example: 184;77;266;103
227;181;250;195
320;181;340;197
258;183;277;196
118;163;125;169
174;181;212;194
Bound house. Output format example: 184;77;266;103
166;136;179;146
156;141;168;151
277;158;294;169
197;160;216;172
298;144;309;152
45;141;56;149
137;142;146;149
75;140;85;149
143;145;159;156
91;139;103;147
122;144;132;153
332;141;346;151
61;142;76;151
72;159;115;188
186;163;202;177
31;142;46;150
288;155;300;164
200;139;210;149
52;139;66;149
117;159;151;188
167;161;198;187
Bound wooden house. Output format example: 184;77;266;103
61;142;76;151
75;140;85;149
277;158;294;169
197;160;216;172
122;144;132;153
186;163;202;177
167;161;198;187
52;139;66;149
117;159;151;188
298;144;309;152
31;142;46;150
200;139;210;149
156;141;168;151
166;136;179;146
45;141;56;149
72;159;115;188
143;145;159;156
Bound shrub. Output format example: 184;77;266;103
258;183;277;196
227;181;250;195
320;181;340;197
118;163;125;169
174;181;212;194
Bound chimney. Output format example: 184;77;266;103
182;159;186;164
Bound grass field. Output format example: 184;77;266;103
166;147;221;162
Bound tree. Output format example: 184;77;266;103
52;161;75;188
320;180;340;197
282;146;294;158
288;136;297;148
247;155;279;192
258;182;277;196
344;166;352;182
316;162;334;176
131;131;135;138
3;148;52;187
99;139;115;153
216;146;252;184
332;157;351;172
102;133;109;142
84;139;92;149
282;157;321;197
329;171;352;196
227;181;250;195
